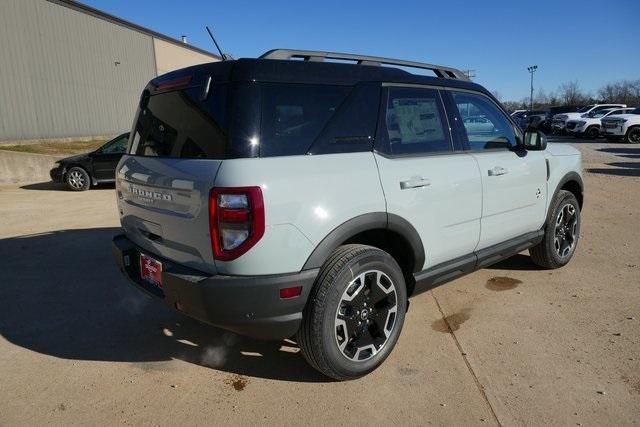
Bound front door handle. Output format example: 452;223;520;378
400;177;431;190
488;166;509;176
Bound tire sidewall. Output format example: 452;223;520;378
318;251;407;378
545;191;580;266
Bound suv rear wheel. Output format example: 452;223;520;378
530;190;580;269
297;244;407;380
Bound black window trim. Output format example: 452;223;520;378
374;84;456;159
442;88;524;153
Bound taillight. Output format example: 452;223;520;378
152;75;193;91
209;187;265;261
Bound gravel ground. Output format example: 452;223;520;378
0;137;638;426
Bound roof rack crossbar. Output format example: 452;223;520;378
259;49;469;81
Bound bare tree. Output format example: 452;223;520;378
500;79;640;111
598;80;640;106
534;88;549;108
558;81;588;105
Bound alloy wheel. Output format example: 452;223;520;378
68;171;86;189
554;203;578;258
334;270;398;362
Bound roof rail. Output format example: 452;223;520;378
259;49;470;81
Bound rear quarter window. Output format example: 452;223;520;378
259;84;351;157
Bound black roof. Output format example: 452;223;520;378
150;57;490;97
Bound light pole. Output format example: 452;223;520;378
527;65;538;110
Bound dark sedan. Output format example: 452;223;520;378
50;133;129;191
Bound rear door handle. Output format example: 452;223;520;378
400;177;431;190
488;166;509;176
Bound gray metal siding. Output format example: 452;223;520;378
0;0;156;141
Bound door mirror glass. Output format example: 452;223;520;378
523;129;547;151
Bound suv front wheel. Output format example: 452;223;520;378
530;190;581;268
297;244;407;380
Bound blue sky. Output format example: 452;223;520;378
84;0;639;101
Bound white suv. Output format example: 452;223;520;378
112;49;584;379
566;107;635;138
600;107;640;143
552;104;626;133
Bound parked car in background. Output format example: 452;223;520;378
50;133;129;191
510;109;527;118
552;104;626;133
566;107;636;138
544;106;581;132
518;110;547;130
462;115;495;133
600;107;640;143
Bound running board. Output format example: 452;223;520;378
412;230;544;295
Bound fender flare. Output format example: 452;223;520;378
302;212;425;272
546;171;584;223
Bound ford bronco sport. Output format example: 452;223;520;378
112;49;584;380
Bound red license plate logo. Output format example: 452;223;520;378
140;253;162;288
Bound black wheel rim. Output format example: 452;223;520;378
554;202;578;258
334;270;398;362
630;129;640;144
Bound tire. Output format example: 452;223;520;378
624;126;640;144
65;166;91;191
297;244;407;380
585;126;600;139
530;190;581;269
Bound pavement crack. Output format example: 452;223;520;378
430;291;501;427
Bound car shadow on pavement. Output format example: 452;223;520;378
20;181;115;191
597;147;640;155
588;162;640;177
485;254;544;271
20;181;68;191
0;228;328;383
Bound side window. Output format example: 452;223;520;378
259;84;351;157
379;87;452;155
451;91;516;150
101;135;129;154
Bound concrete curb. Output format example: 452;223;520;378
0;150;65;184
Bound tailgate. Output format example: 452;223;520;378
116;155;222;274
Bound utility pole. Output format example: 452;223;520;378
527;65;538;110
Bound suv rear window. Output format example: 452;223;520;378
130;84;235;159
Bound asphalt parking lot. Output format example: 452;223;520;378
0;136;638;426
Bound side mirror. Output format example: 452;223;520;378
523;129;547;151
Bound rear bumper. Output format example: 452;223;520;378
112;234;318;340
